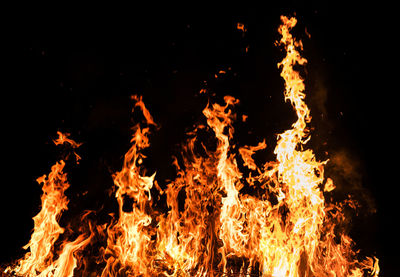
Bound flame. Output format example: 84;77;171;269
9;160;69;276
151;15;378;276
237;22;246;33
53;131;82;164
4;15;379;277
37;233;94;277
239;140;267;171
101;96;156;276
5;133;92;277
254;15;378;277
53;131;82;149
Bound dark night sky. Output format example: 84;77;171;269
2;2;399;275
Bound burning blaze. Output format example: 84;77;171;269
101;96;156;276
5;132;92;277
8;160;69;276
5;15;379;276
152;16;379;276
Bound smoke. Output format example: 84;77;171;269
310;77;328;118
329;150;362;190
326;137;376;215
308;71;376;215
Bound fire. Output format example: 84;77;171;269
101;96;156;276
53;131;83;164
5;132;91;276
4;15;379;276
8;160;70;276
237;22;247;33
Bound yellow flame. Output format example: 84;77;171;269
101;96;156;276
5;15;379;277
6;133;92;277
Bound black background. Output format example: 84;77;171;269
2;2;398;276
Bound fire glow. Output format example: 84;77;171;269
4;16;379;276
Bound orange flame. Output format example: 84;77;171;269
53;131;82;164
237;22;246;33
101;96;156;276
9;160;69;276
4;15;379;277
5;133;92;277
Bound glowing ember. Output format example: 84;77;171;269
4;15;379;276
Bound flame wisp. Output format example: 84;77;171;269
5;16;379;276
